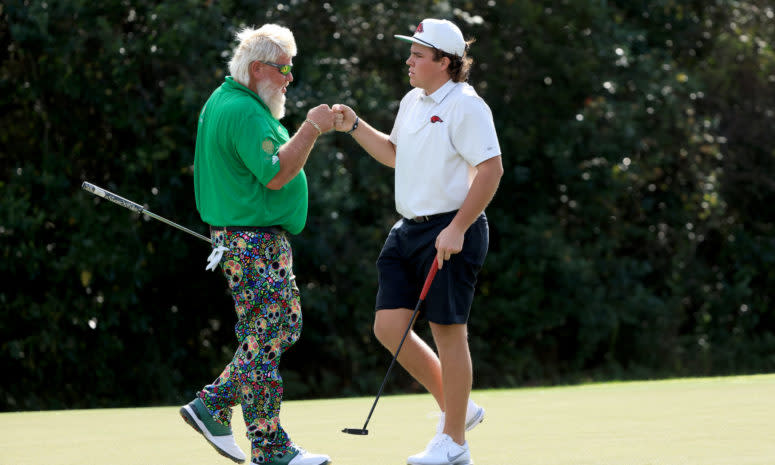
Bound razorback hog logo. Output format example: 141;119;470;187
430;115;443;123
416;23;424;33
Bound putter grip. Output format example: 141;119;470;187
419;260;439;301
82;182;144;213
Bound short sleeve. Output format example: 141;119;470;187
389;90;417;146
234;113;283;185
450;97;501;167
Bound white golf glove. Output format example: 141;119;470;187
205;245;230;271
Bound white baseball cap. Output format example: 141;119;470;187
395;19;465;57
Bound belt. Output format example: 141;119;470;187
210;225;285;235
405;211;456;223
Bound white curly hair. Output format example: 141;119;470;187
228;24;297;86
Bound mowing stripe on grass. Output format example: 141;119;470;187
1;374;774;465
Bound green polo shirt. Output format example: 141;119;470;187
194;77;308;235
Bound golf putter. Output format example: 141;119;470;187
342;259;440;435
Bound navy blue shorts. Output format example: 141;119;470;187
375;212;489;325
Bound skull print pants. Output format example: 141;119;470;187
197;228;302;463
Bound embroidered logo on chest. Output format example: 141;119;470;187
430;115;443;123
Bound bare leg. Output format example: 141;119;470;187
430;322;471;446
373;309;445;409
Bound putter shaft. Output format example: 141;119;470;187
82;181;211;243
343;260;439;435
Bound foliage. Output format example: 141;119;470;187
1;0;773;410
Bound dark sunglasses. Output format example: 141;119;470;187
258;61;292;76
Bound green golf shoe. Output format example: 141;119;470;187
180;397;247;463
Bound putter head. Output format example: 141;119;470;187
341;428;368;435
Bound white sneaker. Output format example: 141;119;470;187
436;399;485;434
407;433;472;465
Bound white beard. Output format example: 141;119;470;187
256;80;286;120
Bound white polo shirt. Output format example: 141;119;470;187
389;80;501;219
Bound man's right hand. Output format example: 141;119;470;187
306;104;335;134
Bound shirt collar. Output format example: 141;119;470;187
224;76;273;115
422;80;457;104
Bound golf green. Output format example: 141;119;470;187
2;374;773;464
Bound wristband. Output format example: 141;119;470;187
305;118;322;135
346;116;359;135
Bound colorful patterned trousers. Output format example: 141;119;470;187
197;229;302;464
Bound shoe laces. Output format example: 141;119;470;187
426;432;445;450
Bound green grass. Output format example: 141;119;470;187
2;374;774;464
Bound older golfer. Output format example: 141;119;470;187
333;18;502;465
181;24;333;465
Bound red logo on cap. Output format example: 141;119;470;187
416;23;424;33
430;115;443;123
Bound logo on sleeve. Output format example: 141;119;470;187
261;138;275;155
430;115;443;123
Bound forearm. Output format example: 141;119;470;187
349;119;396;168
449;156;504;231
266;121;319;190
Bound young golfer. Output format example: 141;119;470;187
182;24;333;465
333;18;502;465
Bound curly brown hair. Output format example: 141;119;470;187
432;38;475;82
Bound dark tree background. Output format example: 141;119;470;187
1;0;773;410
